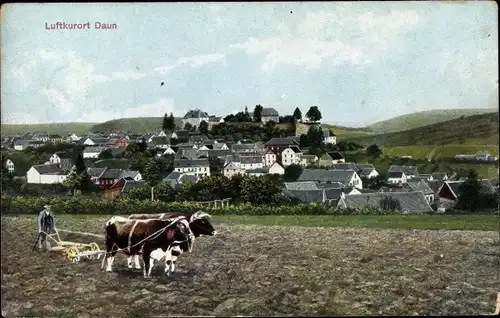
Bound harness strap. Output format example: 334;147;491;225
127;220;139;253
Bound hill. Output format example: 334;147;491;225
352;112;499;147
90;117;183;133
368;108;495;134
1;122;96;136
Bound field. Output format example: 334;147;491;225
2;215;499;317
90;117;183;134
382;145;500;160
1;123;96;136
368;108;495;134
351;112;499;147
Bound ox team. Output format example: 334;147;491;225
102;211;216;278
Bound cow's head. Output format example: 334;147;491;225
189;211;216;237
168;217;194;245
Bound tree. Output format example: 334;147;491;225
74;153;86;174
253;104;263;123
184;122;193;131
125;142;142;158
243;106;252;122
162;113;169;132
63;166;93;196
455;169;482;212
240;175;282;204
284;164;303;182
366;144;382;158
98;149;113;160
209;156;224;174
306;125;325;155
292;107;302;121
305;106;322;122
143;158;162;201
199;120;209;135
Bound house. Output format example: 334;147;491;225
281;146;302;167
318;152;345;166
105;137;128;148
161;147;177;156
182;109;210;129
239;156;264;170
322;129;337;145
13;139;29;151
49;152;74;172
246;168;269;177
164;171;200;190
207;150;232;161
98;168;124;190
337;191;433;213
231;143;258;153
5;159;14;173
300;154;319;167
431;172;448;181
419;174;434;181
83;137;109;146
173;158;210;177
121;170;142;181
298;169;363;189
268;162;285;175
87;167;107;184
388;165;419;179
33;132;50;142
68;133;81;142
26;164;67;184
358;167;379;179
260;107;280;124
49;134;63;143
148;137;171;149
437;180;496;202
387;171;407;185
223;162;246;178
103;179;149;200
404;179;435;203
207;116;224;129
264;149;277;167
264;138;300;163
83;146;107;159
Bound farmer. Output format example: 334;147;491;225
36;204;55;251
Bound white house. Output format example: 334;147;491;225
388;171;408;184
13;140;28;151
239;156;264;170
322;129;337;145
358;168;379;179
268;162;285;175
260;108;280;124
68;133;81;142
173;158;210;177
300;154;318;167
281;146;302;167
83;146;107;159
223;162;246;178
207;116;225;129
161;147;177;156
182;109;210;129
5;159;14;173
121;170;142;181
265;150;277;167
26;164;67;184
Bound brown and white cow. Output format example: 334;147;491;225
101;215;194;278
127;211;216;275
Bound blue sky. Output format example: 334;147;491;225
1;2;498;127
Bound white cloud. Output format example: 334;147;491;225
230;7;422;71
40;89;74;113
177;53;226;68
2;112;41;125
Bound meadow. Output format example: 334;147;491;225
1;214;499;317
382;145;499;160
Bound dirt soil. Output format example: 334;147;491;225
1;215;499;317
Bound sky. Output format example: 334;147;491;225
1;2;498;127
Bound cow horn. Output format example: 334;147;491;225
190;211;211;222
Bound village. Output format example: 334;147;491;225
2;107;498;214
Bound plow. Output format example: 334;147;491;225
33;228;106;263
